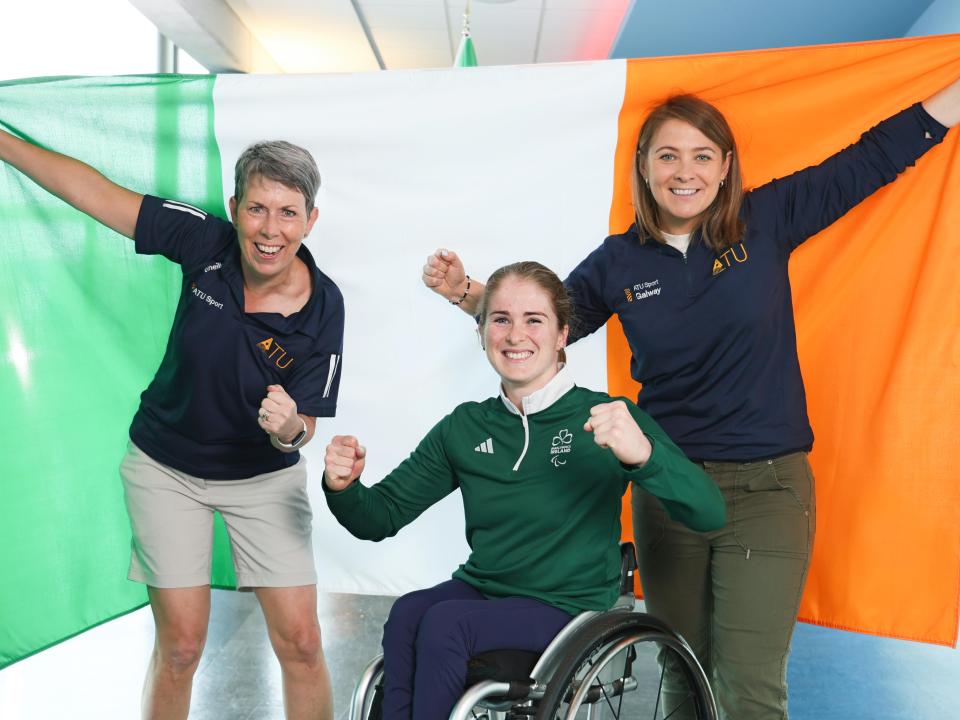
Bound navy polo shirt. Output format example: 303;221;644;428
565;103;947;462
129;195;345;479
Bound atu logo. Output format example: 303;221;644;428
712;243;749;276
256;337;294;369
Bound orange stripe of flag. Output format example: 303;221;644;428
612;35;960;646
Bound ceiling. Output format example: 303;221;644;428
129;0;632;73
611;0;937;59
128;0;942;74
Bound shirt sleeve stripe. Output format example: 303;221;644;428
322;354;340;399
162;201;207;219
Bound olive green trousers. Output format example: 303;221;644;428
635;452;815;720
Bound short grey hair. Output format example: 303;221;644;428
233;141;321;213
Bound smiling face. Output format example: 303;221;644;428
481;276;569;407
640;118;731;235
229;173;319;286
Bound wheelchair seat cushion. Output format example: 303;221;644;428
465;649;540;684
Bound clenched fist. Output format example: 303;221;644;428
422;248;468;301
324;435;367;491
583;401;652;467
257;384;302;443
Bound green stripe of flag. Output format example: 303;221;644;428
0;74;235;669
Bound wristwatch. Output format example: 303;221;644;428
274;416;308;449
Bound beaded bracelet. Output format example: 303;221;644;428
451;275;471;305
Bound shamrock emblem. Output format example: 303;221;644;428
552;429;573;447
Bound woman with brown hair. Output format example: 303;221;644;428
324;261;724;720
421;78;960;719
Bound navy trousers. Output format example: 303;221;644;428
381;578;573;720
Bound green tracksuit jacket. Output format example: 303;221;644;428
325;369;725;614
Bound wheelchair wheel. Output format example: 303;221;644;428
534;611;716;720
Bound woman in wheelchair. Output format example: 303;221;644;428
323;261;725;720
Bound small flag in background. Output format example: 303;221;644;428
454;1;478;67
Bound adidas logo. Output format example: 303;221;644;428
474;438;494;454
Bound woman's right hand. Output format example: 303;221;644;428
422;248;484;314
324;435;366;491
422;248;468;301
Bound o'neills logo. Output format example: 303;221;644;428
712;243;749;276
256;337;294;369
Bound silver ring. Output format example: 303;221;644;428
259;410;270;422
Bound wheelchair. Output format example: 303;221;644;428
349;543;717;720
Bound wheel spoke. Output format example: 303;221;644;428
654;648;666;718
597;647;628;719
662;691;694;719
533;617;715;720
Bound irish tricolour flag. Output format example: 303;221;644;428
2;34;959;669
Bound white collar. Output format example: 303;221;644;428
499;364;575;416
662;231;692;255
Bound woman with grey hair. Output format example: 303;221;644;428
0;130;343;720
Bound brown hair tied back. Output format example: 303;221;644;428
478;261;573;365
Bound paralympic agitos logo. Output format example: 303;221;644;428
550;428;573;467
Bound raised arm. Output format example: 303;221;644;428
421;248;485;315
0;128;142;239
323;421;459;541
586;399;725;532
421;241;616;346
751;94;952;252
922;75;960;128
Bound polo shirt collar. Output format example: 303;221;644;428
499;364;575;416
221;236;326;338
287;243;325;338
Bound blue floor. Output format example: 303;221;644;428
1;591;957;718
788;621;960;719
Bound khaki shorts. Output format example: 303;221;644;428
120;442;317;590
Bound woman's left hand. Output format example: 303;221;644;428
257;384;301;443
584;400;653;467
923;75;960;128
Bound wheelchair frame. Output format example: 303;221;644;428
349;545;717;720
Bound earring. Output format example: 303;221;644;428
720;178;726;188
645;177;650;187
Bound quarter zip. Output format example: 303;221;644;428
664;231;694;298
513;411;530;472
499;366;575;472
661;243;694;297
